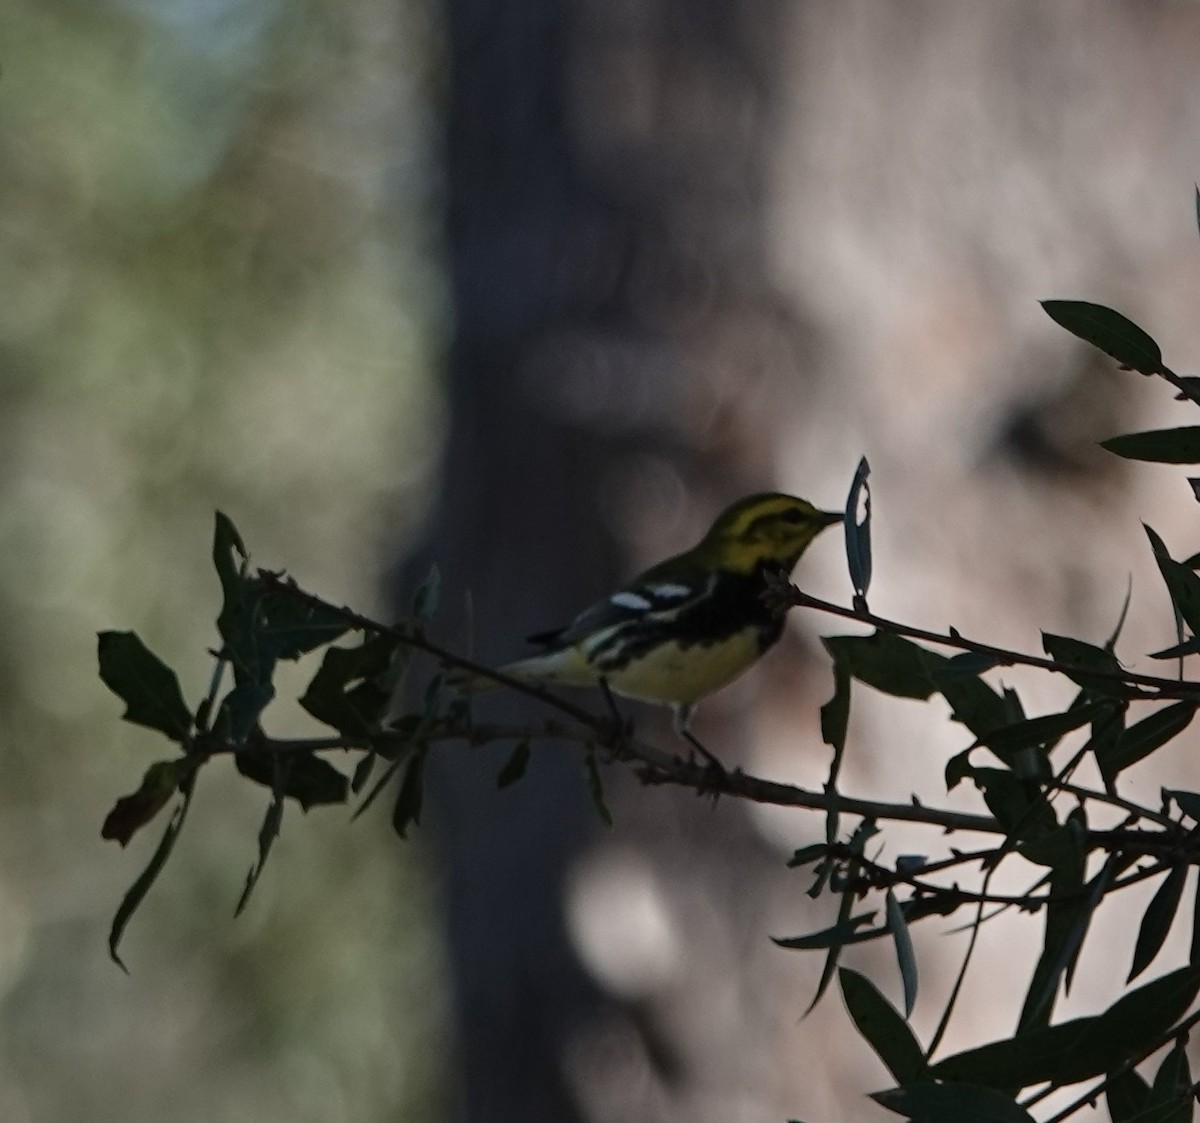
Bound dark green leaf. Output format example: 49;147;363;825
108;774;196;971
584;750;613;827
1017;819;1087;1031
935;652;1003;680
235;765;286;917
938;672;1013;742
257;590;351;660
1165;788;1200;823
772;910;877;951
1145;525;1200;637
944;747;975;790
1098;702;1198;786
215;682;275;745
970;768;1056;839
933;966;1200;1089
496;741;531;788
823;633;941;701
805;885;858;1015
1129;864;1189;982
411;563;442;624
1106;578;1134;651
1041;300;1163;375
1041;632;1132;697
1102;428;1200;465
1149;1039;1192;1119
886;891;918;1018
1066;852;1138;993
299;634;404;735
212;511;248;603
845;456;872;601
351;751;376;795
97;632;192;742
838;968;926;1084
820;659;852;855
392;750;426;838
1148;637;1200;660
354;754;405;819
235;750;348;810
788;843;830;869
974;701;1113;763
1106;1068;1152;1123
101;759;192;847
1191;860;1200;968
871;1081;1035;1122
1042;632;1121;674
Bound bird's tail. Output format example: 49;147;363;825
448;647;594;693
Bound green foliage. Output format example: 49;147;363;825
98;204;1200;1121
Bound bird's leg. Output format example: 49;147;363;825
598;678;635;753
672;705;727;778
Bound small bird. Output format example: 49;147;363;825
459;493;842;756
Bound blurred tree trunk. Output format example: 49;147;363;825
411;1;802;1120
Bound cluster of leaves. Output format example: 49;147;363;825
100;201;1200;1119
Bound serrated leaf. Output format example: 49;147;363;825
838;968;926;1084
845;456;872;601
496;741;531;788
1097;702;1198;787
886;891;918;1018
97;632;192;742
108;773;196;971
1042;300;1163;375
299;634;404;736
1129;864;1189;983
933;966;1200;1090
871;1081;1035;1122
1102;427;1200;464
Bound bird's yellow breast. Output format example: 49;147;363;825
597;626;765;707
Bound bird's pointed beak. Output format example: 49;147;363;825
819;510;844;528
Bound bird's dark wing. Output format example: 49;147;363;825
525;570;713;649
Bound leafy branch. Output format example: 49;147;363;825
98;201;1200;1122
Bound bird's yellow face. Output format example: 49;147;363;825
697;493;843;575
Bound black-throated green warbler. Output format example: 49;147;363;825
460;493;842;741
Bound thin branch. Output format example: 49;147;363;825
781;585;1200;701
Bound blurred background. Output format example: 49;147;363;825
5;1;1200;1121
